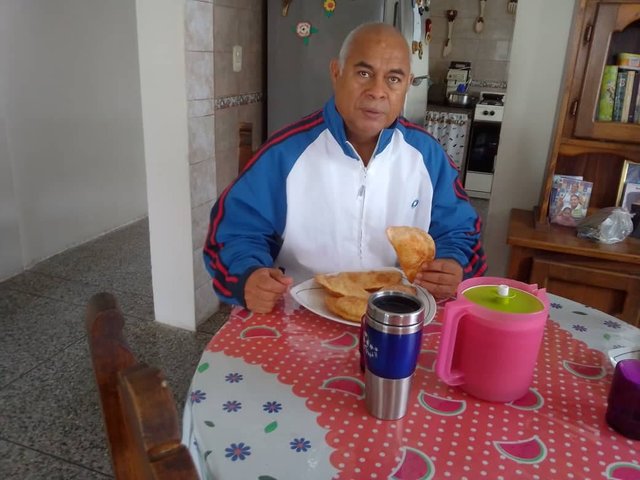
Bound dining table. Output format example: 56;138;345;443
182;291;640;480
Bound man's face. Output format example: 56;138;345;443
330;31;412;144
570;195;579;208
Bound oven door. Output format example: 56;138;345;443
464;120;501;197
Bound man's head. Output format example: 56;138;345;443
570;194;580;208
330;23;412;147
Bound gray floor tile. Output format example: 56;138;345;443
0;321;211;475
0;440;111;479
0;292;84;388
3;272;154;321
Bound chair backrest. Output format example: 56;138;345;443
86;293;198;480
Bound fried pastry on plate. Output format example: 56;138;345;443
386;226;436;283
379;283;417;296
343;270;403;290
314;273;370;298
325;295;368;323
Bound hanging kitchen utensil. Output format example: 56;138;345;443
507;0;517;14
474;0;486;34
443;9;457;57
282;0;293;16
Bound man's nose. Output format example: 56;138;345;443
366;76;387;99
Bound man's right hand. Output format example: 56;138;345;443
244;267;293;313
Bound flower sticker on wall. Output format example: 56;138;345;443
294;21;318;45
323;0;336;17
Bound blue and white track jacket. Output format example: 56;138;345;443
204;98;486;306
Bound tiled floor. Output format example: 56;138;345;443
0;218;229;479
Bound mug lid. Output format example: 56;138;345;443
461;284;545;314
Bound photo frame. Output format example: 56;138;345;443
616;160;640;206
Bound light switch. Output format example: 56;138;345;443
232;45;242;72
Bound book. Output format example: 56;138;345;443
628;71;640;123
612;70;629;122
549;176;593;227
621;70;636;123
597;65;618;121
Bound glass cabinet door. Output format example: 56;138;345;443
573;2;640;143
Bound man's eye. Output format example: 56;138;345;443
388;76;401;84
358;71;371;78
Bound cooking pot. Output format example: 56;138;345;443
446;92;477;107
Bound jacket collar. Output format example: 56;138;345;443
323;97;399;161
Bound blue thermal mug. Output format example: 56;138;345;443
362;290;425;420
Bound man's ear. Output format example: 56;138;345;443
329;59;340;87
408;73;414;88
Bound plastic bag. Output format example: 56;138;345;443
576;207;634;244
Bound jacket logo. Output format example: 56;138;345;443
411;199;420;208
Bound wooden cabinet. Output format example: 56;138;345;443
506;1;640;326
537;0;640;227
507;209;640;326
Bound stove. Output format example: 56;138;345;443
464;92;507;199
474;92;506;123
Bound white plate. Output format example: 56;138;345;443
608;346;640;367
290;270;437;327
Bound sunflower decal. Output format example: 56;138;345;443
323;0;336;17
294;21;318;45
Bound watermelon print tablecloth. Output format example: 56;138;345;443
183;294;640;480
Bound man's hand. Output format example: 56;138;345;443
244;268;293;313
414;258;463;300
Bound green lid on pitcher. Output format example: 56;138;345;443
462;284;545;314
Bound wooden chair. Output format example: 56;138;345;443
86;292;198;479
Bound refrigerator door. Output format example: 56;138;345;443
268;0;386;134
267;0;429;134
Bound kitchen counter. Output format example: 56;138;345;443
426;101;475;114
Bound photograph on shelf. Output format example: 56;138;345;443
616;160;640;206
621;182;640;212
549;175;593;227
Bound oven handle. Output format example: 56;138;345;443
412;75;431;87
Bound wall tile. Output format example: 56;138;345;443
238;50;263;94
188;115;215;165
190;158;217;207
214;50;239;97
215;146;239;194
186;52;214;100
195;281;219;324
191;200;214;252
213;5;240;52
193;247;210;290
188;99;214;118
214;106;239;153
428;0;515;87
214;0;253;8
186;0;213;52
472;60;509;83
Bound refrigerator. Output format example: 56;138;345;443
267;0;430;135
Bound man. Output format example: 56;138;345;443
204;23;486;313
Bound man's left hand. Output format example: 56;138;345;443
414;258;463;299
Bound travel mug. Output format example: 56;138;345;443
362;291;425;420
606;359;640;440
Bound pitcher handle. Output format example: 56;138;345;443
436;301;466;386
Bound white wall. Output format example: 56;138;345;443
484;0;577;276
0;0;147;279
136;0;197;330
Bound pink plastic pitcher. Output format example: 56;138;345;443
436;277;550;403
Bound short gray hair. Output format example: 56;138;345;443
337;23;409;72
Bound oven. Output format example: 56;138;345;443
463;92;505;199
